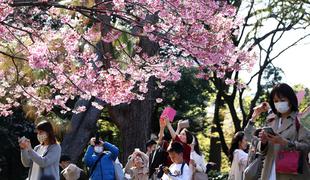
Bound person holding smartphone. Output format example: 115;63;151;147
257;83;310;180
83;136;119;180
19;121;61;180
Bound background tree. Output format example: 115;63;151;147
207;0;310;170
0;0;253;164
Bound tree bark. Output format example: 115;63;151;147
108;78;158;163
60;98;105;163
209;80;224;170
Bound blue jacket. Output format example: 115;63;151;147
83;142;119;180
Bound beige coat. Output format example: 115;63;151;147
125;152;149;180
259;112;310;180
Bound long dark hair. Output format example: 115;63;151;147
36;121;57;145
269;83;298;116
181;128;193;145
182;129;202;156
229;131;245;162
192;135;202;156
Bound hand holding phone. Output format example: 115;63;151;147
263;127;276;136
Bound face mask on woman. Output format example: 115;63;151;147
37;133;48;143
94;146;103;154
275;101;290;114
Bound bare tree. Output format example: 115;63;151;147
209;0;310;168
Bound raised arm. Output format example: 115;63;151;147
158;119;166;145
83;145;98;167
105;141;119;161
20;149;32;167
27;144;61;168
165;119;177;140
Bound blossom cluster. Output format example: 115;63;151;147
0;0;255;116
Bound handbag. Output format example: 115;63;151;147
193;172;208;180
275;117;303;175
243;154;263;180
276;150;303;174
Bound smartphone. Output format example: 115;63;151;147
263;127;276;136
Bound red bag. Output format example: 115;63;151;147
275;117;303;174
276;150;302;174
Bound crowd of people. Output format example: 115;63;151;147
18;83;310;180
18;111;210;180
228;83;310;180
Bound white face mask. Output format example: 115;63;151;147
275;101;290;114
37;133;48;143
94;146;103;154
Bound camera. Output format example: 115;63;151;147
157;164;169;178
95;132;100;145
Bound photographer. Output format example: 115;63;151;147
161;141;192;180
83;136;119;180
19;121;61;180
125;149;149;180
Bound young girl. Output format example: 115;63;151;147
19;121;61;180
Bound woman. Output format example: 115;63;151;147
244;102;269;166
125;149;149;180
189;135;207;180
165;119;192;164
258;83;310;180
19;121;61;180
228;131;248;180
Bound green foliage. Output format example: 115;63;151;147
208;170;229;180
158;68;214;132
96;109;122;154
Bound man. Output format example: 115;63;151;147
162;141;192;180
59;155;87;180
83;137;119;180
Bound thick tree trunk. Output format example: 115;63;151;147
108;78;157;163
61;98;105;163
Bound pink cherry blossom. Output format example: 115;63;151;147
0;0;256;115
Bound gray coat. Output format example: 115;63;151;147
21;144;61;180
258;112;310;180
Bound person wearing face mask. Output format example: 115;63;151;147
255;83;310;180
83;137;119;180
228;131;249;180
124;149;149;180
19;121;61;180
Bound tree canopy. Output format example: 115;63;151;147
0;0;254;116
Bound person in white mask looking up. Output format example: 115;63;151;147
19;120;61;180
83;136;119;180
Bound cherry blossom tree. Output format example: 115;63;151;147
0;0;255;161
0;0;254;116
